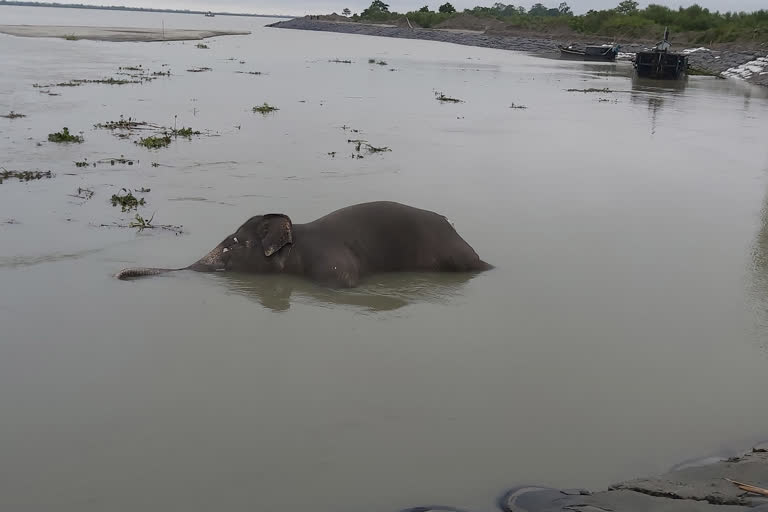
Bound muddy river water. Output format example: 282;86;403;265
1;7;768;512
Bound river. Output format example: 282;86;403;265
1;7;768;512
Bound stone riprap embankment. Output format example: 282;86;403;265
268;18;768;88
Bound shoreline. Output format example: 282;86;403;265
0;25;251;42
405;442;768;511
268;18;768;88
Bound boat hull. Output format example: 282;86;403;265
634;51;688;79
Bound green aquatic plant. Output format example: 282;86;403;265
0;168;53;184
110;188;146;212
136;135;172;149
48;127;84;143
253;103;279;114
170;127;201;138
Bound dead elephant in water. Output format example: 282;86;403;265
116;201;493;288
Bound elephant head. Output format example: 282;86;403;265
115;214;294;279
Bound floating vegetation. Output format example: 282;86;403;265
136;135;172;149
151;162;160;167
0;168;53;184
64;34;79;41
368;58;388;65
151;70;171;77
567;87;614;93
435;91;463;103
348;139;391;154
94;116;160;132
329;59;353;64
341;125;360;133
74;159;92;168
48;127;84;143
138;187;151;193
170;127;201;138
239;60;246;64
1;111;26;119
110;188;146;212
195;43;209;49
236;71;263;75
187;67;212;73
97;156;136;166
96;213;184;235
119;65;143;71
253;103;279;114
328;151;337;157
70;187;94;200
509;103;528;109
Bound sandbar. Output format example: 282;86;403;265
0;24;250;42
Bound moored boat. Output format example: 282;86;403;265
558;43;620;61
633;27;688;79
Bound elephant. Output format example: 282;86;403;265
115;201;492;288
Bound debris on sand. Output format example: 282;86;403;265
0;168;53;184
236;71;264;75
187;67;213;73
48;127;84;143
329;59;353;64
509;102;528;109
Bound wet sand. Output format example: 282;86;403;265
0;24;250;42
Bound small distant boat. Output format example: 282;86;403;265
204;11;215;17
633;27;688;79
558;43;620;61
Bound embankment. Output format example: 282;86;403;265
268;18;768;88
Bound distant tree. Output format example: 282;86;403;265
528;3;548;16
342;7;351;16
361;0;389;17
616;0;639;15
558;2;572;16
438;2;456;13
418;5;430;12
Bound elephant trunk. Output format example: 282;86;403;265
114;267;178;280
115;242;228;280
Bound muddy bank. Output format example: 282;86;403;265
0;25;250;42
404;443;768;511
268;18;768;88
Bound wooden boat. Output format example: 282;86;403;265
558;43;620;61
633;28;688;79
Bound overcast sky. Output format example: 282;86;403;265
50;0;768;16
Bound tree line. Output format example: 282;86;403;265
345;1;767;43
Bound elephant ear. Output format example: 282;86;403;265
258;214;293;257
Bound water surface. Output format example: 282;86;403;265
2;7;768;512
